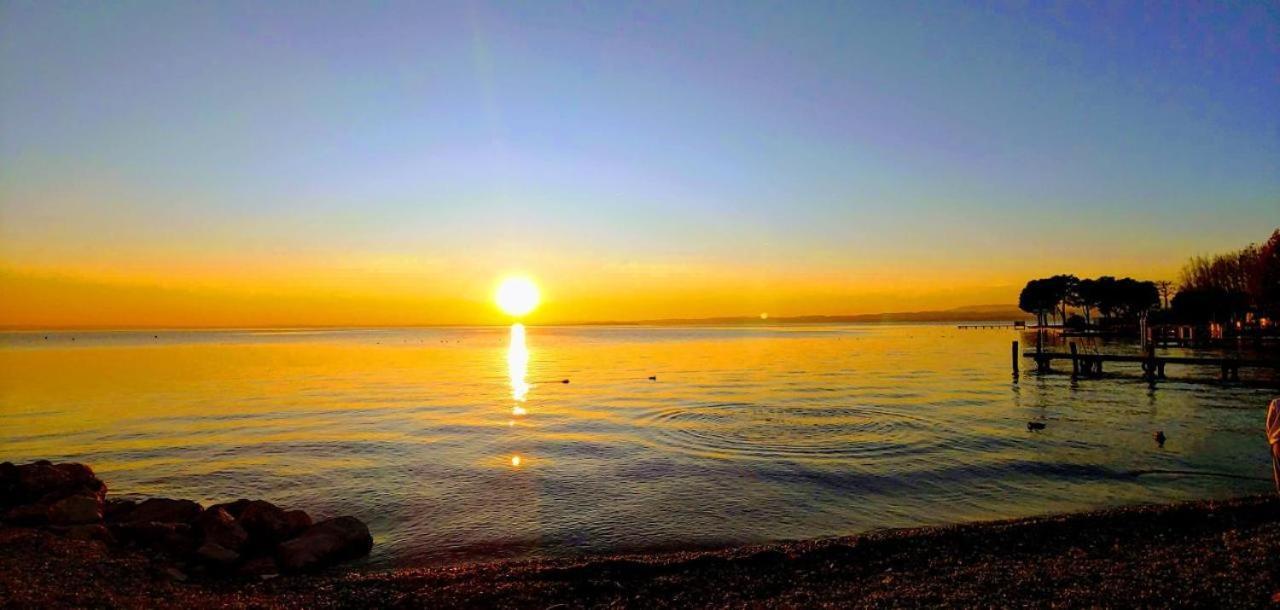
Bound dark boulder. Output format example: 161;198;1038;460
0;462;18;505
104;498;137;522
208;499;253;519
237;555;280;578
276;516;373;573
120;498;203;524
195;541;241;567
238;501;310;546
48;493;103;525
112;521;199;557
198;507;249;552
10;461;106;505
2;502;49;526
283;509;313;534
61;523;114;542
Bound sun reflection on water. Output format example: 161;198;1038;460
507;323;530;467
508;323;529;403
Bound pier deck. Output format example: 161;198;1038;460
1020;346;1280;381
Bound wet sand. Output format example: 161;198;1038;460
4;494;1279;608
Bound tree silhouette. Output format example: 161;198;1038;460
1175;227;1279;325
1155;281;1173;309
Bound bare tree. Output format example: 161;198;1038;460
1155;280;1173;309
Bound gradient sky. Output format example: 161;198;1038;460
2;1;1277;327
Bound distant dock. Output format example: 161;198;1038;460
958;321;1026;329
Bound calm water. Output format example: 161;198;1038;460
1;324;1275;566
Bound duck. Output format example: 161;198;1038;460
1027;421;1046;431
1154;430;1167;447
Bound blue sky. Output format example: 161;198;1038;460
1;1;1277;325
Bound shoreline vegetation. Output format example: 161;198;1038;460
1018;228;1280;339
3;462;1280;607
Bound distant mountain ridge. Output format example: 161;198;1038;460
574;305;1031;326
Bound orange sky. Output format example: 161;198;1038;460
0;242;1194;328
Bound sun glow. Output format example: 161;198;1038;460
495;277;540;317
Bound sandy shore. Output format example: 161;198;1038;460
4;494;1280;608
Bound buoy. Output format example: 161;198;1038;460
648;375;657;381
1154;430;1167;447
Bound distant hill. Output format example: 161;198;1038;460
576;305;1031;326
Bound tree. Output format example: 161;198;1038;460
1155;280;1173;309
1046;274;1078;325
1254;229;1280;320
1093;276;1119;321
1176;229;1280;325
1114;278;1159;319
1172;287;1243;324
1069;278;1098;326
1018;279;1057;327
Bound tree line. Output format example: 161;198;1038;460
1172;228;1279;326
1018;275;1158;329
1018;228;1279;332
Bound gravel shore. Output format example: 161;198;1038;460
4;494;1279;608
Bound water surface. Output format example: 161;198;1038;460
1;324;1274;566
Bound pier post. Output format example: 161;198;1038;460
1012;341;1019;376
1069;342;1079;378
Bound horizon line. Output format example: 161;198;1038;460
0;304;1031;332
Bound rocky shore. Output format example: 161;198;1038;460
0;461;372;581
3;462;1280;608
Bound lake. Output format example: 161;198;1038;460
0;324;1274;566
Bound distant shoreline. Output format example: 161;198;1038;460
4;494;1277;607
0;305;1032;332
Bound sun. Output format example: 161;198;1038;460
495;276;540;317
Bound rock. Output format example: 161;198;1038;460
62;523;113;542
237;555;280;578
11;461;106;505
121;498;203;524
104;498;137;522
208;499;253;519
0;462;18;505
112;522;199;557
198;507;249;552
159;566;188;582
283;509;313;534
239;501;309;546
195;541;240;567
3;503;49;526
48;493;103;525
276;516;373;573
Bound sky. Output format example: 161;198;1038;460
1;1;1277;327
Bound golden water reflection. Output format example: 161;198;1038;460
1;326;1275;564
508;323;529;404
507;323;529;468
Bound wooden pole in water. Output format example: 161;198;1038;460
1069;342;1079;378
1012;340;1019;376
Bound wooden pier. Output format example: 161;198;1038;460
1014;340;1280;381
